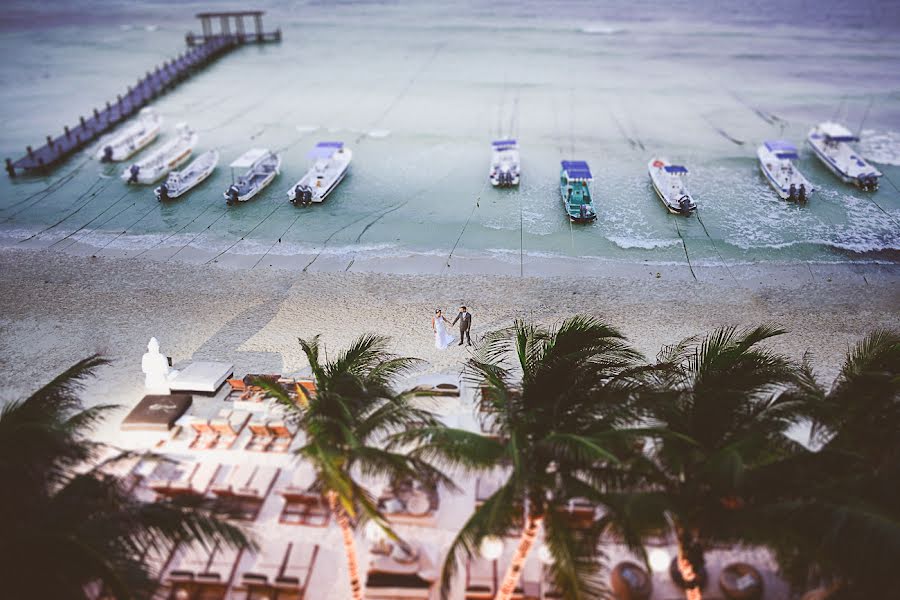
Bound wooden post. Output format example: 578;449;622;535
64;125;70;138
5;158;14;177
236;14;245;42
254;13;263;41
220;14;230;36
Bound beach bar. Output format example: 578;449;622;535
5;11;281;178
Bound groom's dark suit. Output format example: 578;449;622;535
452;310;472;345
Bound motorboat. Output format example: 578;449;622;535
807;122;881;191
155;150;219;201
648;158;697;214
96;107;162;162
489;139;520;187
756;140;814;202
224;148;281;204
287;141;352;206
560;160;597;223
122;123;198;184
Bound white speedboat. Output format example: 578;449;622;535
122;123;198;184
287;142;352;206
757;140;813;202
807;122;881;191
96;107;162;162
155;150;219;201
648;158;696;215
224;148;281;204
489;139;520;187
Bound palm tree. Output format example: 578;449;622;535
757;329;900;598
263;334;453;600
616;325;804;600
0;355;249;599
398;316;647;600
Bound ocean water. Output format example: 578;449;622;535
1;0;899;272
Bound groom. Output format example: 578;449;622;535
452;306;472;346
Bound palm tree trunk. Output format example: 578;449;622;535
328;491;364;600
676;540;703;600
495;516;542;600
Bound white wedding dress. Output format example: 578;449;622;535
434;317;455;349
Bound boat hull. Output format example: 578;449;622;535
650;177;694;215
156;151;219;200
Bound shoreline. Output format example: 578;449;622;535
2;229;899;285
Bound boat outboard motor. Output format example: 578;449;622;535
798;184;807;203
579;204;588;220
788;183;797;201
292;185;313;206
678;195;692;213
128;164;140;184
226;184;240;204
102;146;114;163
156;182;169;202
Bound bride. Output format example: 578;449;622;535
432;308;455;349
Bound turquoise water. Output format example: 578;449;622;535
1;0;899;270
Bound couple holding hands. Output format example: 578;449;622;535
432;306;472;350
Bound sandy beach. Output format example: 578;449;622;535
1;246;897;420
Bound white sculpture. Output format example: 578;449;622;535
141;337;177;393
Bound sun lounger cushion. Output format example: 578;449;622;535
169;361;234;393
121;394;192;431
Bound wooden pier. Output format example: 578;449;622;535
6;11;281;177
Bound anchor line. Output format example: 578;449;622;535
445;179;487;273
166;208;229;262
132;199;220;258
251;209;306;270
17;180;111;243
696;210;737;283
50;189;133;249
205;203;287;265
3;162;92;220
303;207;388;272
354;41;446;145
95;201;159;253
673;217;697;281
865;174;900;229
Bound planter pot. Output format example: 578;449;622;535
610;561;653;600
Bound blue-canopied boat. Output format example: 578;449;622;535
807;122;881;191
648;158;697;214
560;160;597;222
489;139;520;187
287;141;352;206
757;140;814;202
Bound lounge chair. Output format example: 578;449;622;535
167;541;214;583
211;464;256;496
188;418;218;450
280;467;329;526
241;542;319;598
246;420;275;452
267;420;296;453
208;409;250;449
465;558;498;599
